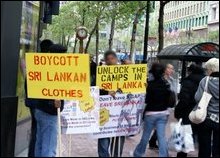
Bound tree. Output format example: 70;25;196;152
107;1;134;50
129;1;147;62
43;2;81;48
208;30;219;43
158;1;170;53
82;1;108;55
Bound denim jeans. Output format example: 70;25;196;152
98;137;125;157
28;107;36;157
134;114;168;157
34;109;58;157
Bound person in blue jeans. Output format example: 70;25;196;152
133;63;175;157
33;44;67;157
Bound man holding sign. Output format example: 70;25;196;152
25;43;91;157
97;51;126;157
96;51;147;157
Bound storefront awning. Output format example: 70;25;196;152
157;42;219;62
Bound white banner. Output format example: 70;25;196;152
61;86;100;134
92;93;145;138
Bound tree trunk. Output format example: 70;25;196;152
158;1;170;53
66;36;70;47
130;13;139;62
62;33;65;46
109;14;116;50
95;18;99;64
85;23;97;53
73;37;78;53
143;1;150;63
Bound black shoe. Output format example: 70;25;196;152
149;144;159;150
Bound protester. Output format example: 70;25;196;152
90;56;97;86
24;39;54;157
174;64;205;157
33;44;67;157
97;50;125;157
195;58;219;157
133;63;174;157
164;63;176;92
149;63;176;150
121;59;132;65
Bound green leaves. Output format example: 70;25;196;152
43;1;156;53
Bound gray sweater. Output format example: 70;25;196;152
195;76;219;116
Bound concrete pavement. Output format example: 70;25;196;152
16;111;198;157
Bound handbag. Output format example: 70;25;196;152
168;119;195;153
189;76;212;124
168;119;184;152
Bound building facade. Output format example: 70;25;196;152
164;1;209;32
151;1;212;45
208;1;219;32
207;1;219;43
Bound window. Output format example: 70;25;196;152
190;6;193;14
182;8;184;16
198;17;201;26
100;33;106;38
195;18;198;27
185;7;187;15
197;3;199;12
200;2;202;12
193;5;196;14
205;15;208;24
203;1;206;11
188;6;190;15
212;7;217;20
192;18;194;27
202;16;205;25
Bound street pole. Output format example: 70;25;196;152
79;40;84;53
142;1;150;63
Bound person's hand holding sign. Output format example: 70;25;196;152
54;100;61;108
108;91;116;99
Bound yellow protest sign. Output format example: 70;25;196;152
25;53;90;100
100;108;110;126
96;64;147;93
79;97;95;113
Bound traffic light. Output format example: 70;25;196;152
43;1;60;24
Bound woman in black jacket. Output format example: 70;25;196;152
174;64;205;157
133;63;173;157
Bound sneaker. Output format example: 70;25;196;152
149;144;159;150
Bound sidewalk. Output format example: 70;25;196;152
16;111;198;157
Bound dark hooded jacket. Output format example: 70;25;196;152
175;68;205;124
